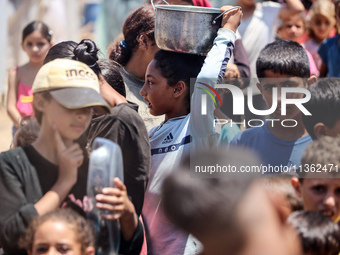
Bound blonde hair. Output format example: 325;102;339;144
308;0;336;39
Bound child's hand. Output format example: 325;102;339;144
220;5;243;33
95;177;136;221
54;124;83;185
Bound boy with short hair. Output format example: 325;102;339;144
230;40;314;167
291;136;340;223
302;77;340;140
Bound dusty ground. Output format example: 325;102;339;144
0;95;13;152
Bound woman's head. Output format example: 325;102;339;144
108;4;156;66
308;0;335;42
20;209;95;255
44;39;101;76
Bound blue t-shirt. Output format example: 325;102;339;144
230;123;312;167
318;35;340;77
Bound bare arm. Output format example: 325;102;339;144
6;68;22;127
285;0;305;12
280;0;305;18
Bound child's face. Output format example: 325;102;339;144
293;178;340;223
21;30;52;65
278;16;305;42
311;14;334;41
257;71;308;120
140;60;177;118
30;220;83;255
41;96;92;144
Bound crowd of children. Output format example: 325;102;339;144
1;0;340;255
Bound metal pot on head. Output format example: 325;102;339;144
152;1;240;55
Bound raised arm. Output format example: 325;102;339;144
285;0;305;12
280;0;305;18
191;6;242;149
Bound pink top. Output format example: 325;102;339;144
304;47;318;76
14;67;34;117
304;39;322;71
192;0;213;7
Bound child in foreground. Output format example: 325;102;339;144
43;39;150;217
162;149;301;255
20;209;95;255
287;210;340;255
0;59;141;255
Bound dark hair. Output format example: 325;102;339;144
20;208;95;253
256;40;310;79
162;148;260;253
302;78;340;140
33;91;52;125
44;39;101;76
14;117;40;147
73;39;101;76
108;4;155;66
153;50;205;112
22;20;52;43
287;210;340;255
300;136;340;178
97;59;126;97
263;177;303;212
44;41;77;64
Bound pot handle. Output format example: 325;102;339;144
212;6;241;24
151;0;170;11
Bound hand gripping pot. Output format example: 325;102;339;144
86;137;124;255
152;0;240;55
